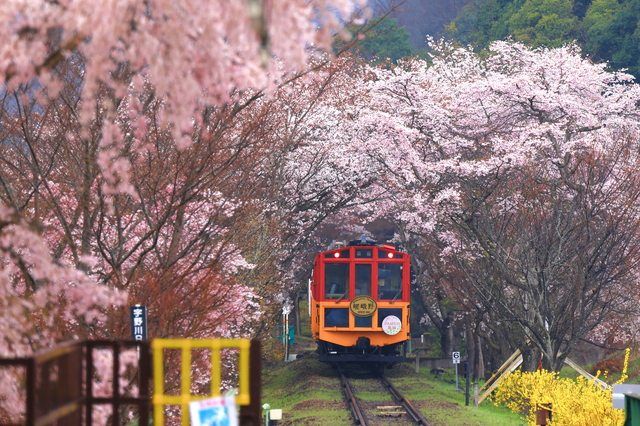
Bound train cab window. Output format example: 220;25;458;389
378;308;403;327
355;315;372;327
378;263;402;300
355;264;372;296
325;308;349;327
355;248;372;258
324;263;349;299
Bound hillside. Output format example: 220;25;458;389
371;0;640;77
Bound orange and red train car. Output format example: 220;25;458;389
309;238;411;364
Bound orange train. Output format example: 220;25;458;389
309;238;411;364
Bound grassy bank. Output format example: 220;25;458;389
262;354;524;425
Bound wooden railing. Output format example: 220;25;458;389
0;339;260;425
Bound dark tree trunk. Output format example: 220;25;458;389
294;291;302;336
440;312;455;357
475;333;485;380
465;319;477;381
521;346;541;371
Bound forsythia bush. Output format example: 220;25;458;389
493;349;630;425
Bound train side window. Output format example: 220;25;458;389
355;264;372;296
324;263;349;299
378;264;402;300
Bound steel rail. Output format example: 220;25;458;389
336;366;369;425
378;375;430;425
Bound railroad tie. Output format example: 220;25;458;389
376;405;405;417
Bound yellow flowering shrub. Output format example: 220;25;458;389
492;349;631;425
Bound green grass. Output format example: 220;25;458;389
386;363;524;425
262;354;524;425
557;350;640;384
273;300;524;424
262;354;352;425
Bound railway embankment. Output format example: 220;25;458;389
262;352;524;425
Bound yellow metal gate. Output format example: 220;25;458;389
152;338;261;426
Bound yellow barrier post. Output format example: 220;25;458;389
151;338;252;426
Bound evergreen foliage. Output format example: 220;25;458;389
448;0;640;76
338;18;413;62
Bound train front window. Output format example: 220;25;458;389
355;264;372;296
355;248;372;258
378;263;402;300
324;263;349;299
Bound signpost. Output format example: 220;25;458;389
452;351;461;391
130;304;148;341
282;304;292;362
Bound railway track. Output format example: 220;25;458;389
337;366;369;425
378;375;430;425
335;365;430;426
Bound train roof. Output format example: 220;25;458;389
324;236;405;253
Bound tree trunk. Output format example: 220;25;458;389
465;320;477;381
295;291;302;336
542;349;566;371
475;334;485;380
440;312;455;357
521;346;541;371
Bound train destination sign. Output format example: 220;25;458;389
382;315;402;335
350;296;377;317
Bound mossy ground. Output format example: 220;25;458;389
262;353;524;425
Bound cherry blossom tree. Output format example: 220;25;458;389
0;2;369;421
324;41;640;370
0;0;369;329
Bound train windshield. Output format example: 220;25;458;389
325;263;349;299
355;264;372;296
378;264;402;300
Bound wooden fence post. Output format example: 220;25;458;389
535;403;552;425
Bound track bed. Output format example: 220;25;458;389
335;364;430;425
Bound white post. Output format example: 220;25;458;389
283;312;289;362
474;382;479;407
283;303;292;362
263;403;271;426
455;363;459;391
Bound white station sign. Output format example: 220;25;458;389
381;315;402;336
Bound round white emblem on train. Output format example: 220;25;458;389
382;315;401;336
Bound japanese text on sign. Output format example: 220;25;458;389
130;304;148;341
349;296;377;316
